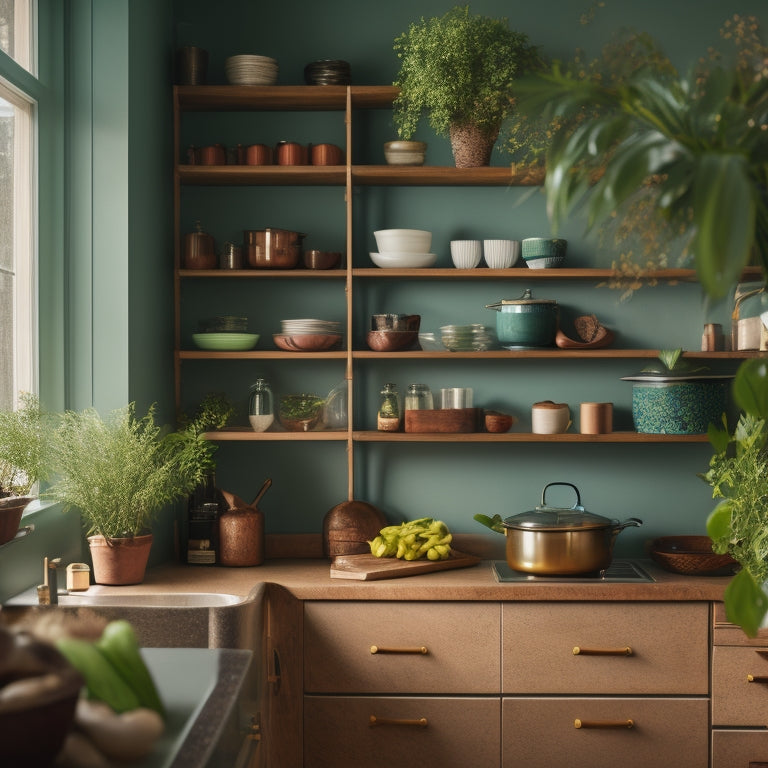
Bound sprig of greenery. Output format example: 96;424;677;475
45;403;216;539
392;5;541;140
0;392;47;496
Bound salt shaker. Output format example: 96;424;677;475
249;379;274;432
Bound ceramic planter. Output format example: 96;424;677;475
87;533;153;585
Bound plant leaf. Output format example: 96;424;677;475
692;152;756;300
733;358;768;419
723;568;768;638
706;500;733;541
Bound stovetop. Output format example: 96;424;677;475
493;559;655;583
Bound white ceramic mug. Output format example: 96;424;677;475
450;240;482;269
483;239;520;269
531;401;570;434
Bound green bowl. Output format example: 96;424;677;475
192;333;259;351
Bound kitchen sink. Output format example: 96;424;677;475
4;587;247;608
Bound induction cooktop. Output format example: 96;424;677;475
493;559;655;583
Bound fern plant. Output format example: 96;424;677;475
392;5;541;140
44;402;221;539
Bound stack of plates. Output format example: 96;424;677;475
281;319;341;335
225;55;278;86
440;324;497;351
303;59;351;85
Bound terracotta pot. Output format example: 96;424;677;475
449;121;500;168
87;533;153;585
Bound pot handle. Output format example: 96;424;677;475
541;482;582;510
616;517;643;530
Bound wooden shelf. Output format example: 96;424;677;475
178;268;346;279
178;350;347;360
353;430;711;443
202;428;711;444
352;349;759;360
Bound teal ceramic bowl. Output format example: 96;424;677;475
521;238;568;265
628;379;728;434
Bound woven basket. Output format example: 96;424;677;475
649;535;737;576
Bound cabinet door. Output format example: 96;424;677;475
712;729;768;768
304;695;500;768
304;601;500;694
713;645;768;726
502;697;708;768
502;602;709;694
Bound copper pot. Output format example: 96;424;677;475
183;223;216;270
245;228;306;269
501;483;642;575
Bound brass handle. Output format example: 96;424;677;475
370;645;428;655
575;719;634;729
573;646;633;656
369;715;428;728
747;674;768;684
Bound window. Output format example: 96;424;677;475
0;0;35;410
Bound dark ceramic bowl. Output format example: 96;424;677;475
366;330;418;352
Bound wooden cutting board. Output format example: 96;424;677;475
330;550;481;580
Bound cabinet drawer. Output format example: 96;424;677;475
304;695;500;768
502;696;708;768
712;728;768;768
713;645;768;725
502;602;709;694
304;601;500;694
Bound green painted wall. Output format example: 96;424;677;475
169;0;766;559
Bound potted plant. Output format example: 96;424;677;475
392;5;542;167
44;400;225;585
517;15;768;634
0;392;46;544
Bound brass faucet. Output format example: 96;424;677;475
37;556;61;605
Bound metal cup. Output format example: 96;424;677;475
176;46;208;86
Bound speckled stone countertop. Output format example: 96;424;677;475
93;558;730;603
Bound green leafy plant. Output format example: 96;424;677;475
44;403;219;539
0;392;47;497
392;5;541;141
515;14;768;299
704;359;768;636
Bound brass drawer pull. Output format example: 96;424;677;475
370;645;428;655
575;719;634;729
369;715;428;728
747;674;768;684
573;646;633;656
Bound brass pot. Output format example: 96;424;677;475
502;483;642;575
244;228;306;269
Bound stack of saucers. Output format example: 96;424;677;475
281;319;341;335
225;55;278;86
303;59;351;85
440;324;497;351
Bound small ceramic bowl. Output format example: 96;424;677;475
484;410;515;433
366;330;419;352
303;250;341;269
522;238;567;269
450;240;482;269
483;239;520;269
374;229;432;254
384;140;427;166
371;314;421;332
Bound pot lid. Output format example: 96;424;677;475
486;289;557;310
502;482;617;531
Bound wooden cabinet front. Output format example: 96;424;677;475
304;600;500;694
712;729;768;768
304;695;500;768
502;697;709;768
502;601;709;694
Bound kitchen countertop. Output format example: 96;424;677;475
85;557;731;603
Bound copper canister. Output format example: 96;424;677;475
219;507;264;566
183;223;216;269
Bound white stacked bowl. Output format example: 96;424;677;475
374;229;432;254
483;239;521;268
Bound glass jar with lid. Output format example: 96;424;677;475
404;383;434;411
377;383;401;432
248;379;274;432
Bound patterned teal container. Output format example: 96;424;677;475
630;380;728;435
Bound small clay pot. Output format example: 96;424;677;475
484;410;515;433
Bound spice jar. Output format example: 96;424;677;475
248;379;274;432
405;383;433;410
377;383;401;432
